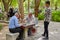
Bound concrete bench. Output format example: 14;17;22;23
6;33;19;40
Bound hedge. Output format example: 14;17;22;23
38;10;60;22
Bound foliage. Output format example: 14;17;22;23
0;24;3;31
38;10;60;22
10;0;18;8
0;13;3;20
38;12;44;20
52;10;60;22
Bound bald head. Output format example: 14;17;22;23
28;13;33;18
15;12;20;19
15;13;18;16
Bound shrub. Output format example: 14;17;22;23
0;14;3;20
38;13;44;20
52;10;60;22
38;10;60;22
0;24;3;31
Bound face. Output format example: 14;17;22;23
17;15;19;18
16;13;20;19
29;13;32;18
45;4;49;7
17;14;21;19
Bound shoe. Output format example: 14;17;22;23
46;37;49;39
19;38;24;40
42;34;45;36
16;37;20;40
28;34;32;37
43;37;49;40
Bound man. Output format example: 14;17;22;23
26;13;35;24
9;12;24;40
42;1;51;39
25;13;37;36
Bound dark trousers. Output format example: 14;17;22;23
9;27;24;40
44;21;49;37
28;28;32;36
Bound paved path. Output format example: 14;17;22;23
33;21;60;40
0;21;60;40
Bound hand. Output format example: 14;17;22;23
20;25;25;29
30;24;35;26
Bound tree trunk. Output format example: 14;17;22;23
2;0;12;20
2;0;12;13
4;3;9;12
55;2;58;10
50;0;54;8
2;0;8;12
34;0;41;17
28;0;30;13
18;0;24;21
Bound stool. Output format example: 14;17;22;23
6;33;19;40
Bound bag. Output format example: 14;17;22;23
31;27;36;33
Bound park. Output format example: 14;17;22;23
0;0;60;40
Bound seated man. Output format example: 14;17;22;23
25;13;37;36
9;12;24;40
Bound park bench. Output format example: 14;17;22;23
6;33;19;40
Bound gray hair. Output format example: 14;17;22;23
15;13;18;16
14;12;20;16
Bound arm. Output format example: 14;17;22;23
46;8;51;21
45;8;51;14
14;18;21;27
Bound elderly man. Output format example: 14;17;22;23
25;13;37;36
9;12;24;40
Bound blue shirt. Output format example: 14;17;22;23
9;16;20;29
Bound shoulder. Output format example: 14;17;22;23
10;16;16;20
11;16;15;19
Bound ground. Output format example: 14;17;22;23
0;20;60;40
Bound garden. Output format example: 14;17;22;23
0;0;60;30
0;0;60;40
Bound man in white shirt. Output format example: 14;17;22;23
25;13;37;36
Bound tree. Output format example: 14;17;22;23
18;0;24;21
34;0;41;17
2;0;12;13
10;0;18;8
28;0;30;13
54;0;60;10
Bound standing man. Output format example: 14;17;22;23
42;1;51;39
9;12;24;40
